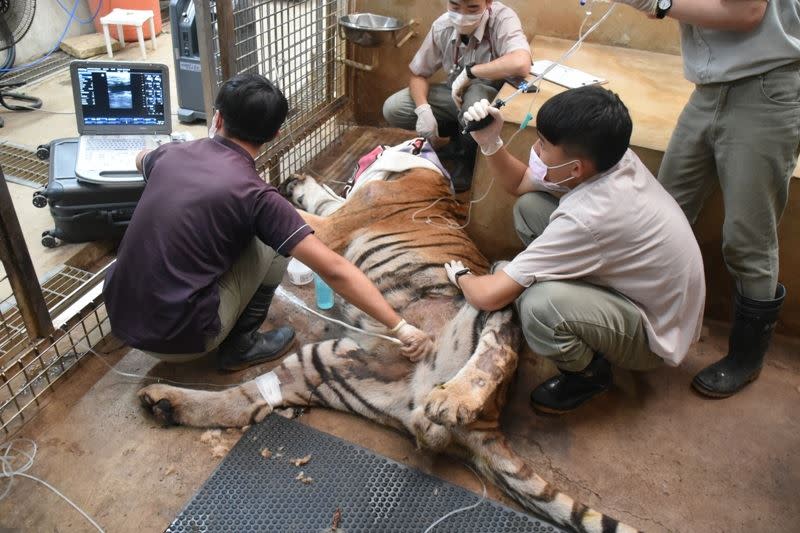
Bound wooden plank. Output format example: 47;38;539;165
194;0;218;121
0;171;53;339
215;0;238;82
60;33;121;59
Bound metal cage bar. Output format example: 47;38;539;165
197;0;351;184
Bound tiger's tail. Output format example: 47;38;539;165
455;429;640;533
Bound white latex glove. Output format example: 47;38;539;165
444;260;470;289
613;0;657;15
463;99;504;156
391;319;434;362
414;104;440;140
451;68;472;108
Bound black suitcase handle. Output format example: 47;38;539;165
53;208;133;227
105;209;133;227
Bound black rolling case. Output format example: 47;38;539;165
32;138;145;248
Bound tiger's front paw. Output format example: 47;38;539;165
423;381;483;426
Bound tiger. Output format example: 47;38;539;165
138;165;638;533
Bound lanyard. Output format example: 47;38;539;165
450;18;494;74
452;38;463;72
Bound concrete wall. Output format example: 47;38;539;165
351;0;681;125
14;0;94;64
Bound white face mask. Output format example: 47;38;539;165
208;110;220;139
528;143;579;194
447;10;485;34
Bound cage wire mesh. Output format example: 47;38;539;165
0;143;49;189
0;266;91;364
0;259;102;435
209;0;350;184
0;291;109;436
1;51;72;86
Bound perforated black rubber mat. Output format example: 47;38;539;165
166;415;565;532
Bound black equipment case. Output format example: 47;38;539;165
32;138;145;248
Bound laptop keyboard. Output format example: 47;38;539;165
84;136;148;151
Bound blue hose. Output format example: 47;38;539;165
0;0;92;73
56;0;103;25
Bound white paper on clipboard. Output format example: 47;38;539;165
530;60;607;89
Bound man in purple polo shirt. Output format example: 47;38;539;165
103;74;433;371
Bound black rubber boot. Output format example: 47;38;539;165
530;354;612;414
692;283;786;398
217;285;295;371
437;135;477;193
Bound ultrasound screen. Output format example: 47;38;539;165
78;65;165;126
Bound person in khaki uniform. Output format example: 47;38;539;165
614;0;800;397
382;0;531;192
444;87;706;414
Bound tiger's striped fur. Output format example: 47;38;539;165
138;168;639;532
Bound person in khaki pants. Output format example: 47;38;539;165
382;0;531;192
444;87;706;414
103;74;434;371
615;0;800;397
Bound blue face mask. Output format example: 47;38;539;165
528;141;579;194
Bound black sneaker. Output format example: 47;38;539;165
530;354;612;414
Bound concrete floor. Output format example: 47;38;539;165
0;290;798;533
1;26;799;533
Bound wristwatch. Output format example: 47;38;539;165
655;0;672;19
465;62;477;80
454;267;472;287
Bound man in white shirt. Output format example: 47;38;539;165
382;0;531;192
445;87;706;414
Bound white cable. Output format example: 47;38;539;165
83;346;239;389
415;1;617;230
422;463;487;533
0;439;105;533
411;176;496;230
276;286;403;345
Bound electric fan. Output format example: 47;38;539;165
0;0;41;128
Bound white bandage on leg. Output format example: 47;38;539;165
254;371;283;407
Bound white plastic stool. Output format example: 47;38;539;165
100;9;157;60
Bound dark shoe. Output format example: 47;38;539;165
449;159;474;193
218;326;295;371
530;354;612;414
692;283;786;398
217;284;296;371
437;135;477;193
